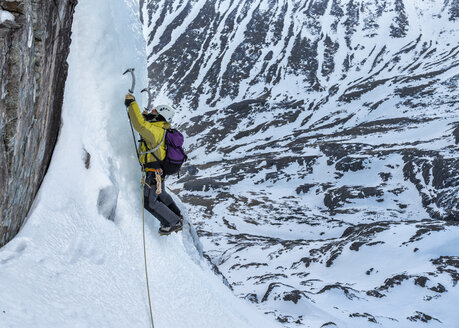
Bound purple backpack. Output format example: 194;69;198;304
162;129;187;176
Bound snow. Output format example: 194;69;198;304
0;0;280;327
140;0;459;326
0;9;15;24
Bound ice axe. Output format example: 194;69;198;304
123;68;136;93
141;87;153;111
122;68;143;169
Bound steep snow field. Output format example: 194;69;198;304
0;1;279;327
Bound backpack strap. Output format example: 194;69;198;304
139;129;166;156
178;146;188;162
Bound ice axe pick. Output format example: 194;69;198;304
123;68;136;94
141;87;153;111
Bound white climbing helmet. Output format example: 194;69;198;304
155;104;175;122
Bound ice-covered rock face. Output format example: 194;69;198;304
142;0;459;326
0;0;77;246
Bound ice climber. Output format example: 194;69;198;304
124;93;183;235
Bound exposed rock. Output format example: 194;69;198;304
407;311;442;323
335;156;367;172
323;186;383;211
349;312;378;323
317;284;360;300
0;0;77;246
97;185;118;222
83;148;91;169
449;0;459;20
453;123;459;144
414;276;429;288
390;0;409;38
377;273;410;291
431;256;459;284
403;152;459;221
244;293;258;304
295;183;315;194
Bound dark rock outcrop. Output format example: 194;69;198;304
0;0;77;247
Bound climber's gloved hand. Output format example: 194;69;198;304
125;94;135;107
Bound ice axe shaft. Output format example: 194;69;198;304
123;68;136;93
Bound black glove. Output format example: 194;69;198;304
125;94;135;107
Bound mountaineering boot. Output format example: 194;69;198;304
158;218;183;236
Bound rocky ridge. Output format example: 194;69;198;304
0;0;77;246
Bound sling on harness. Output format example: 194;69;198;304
145;168;163;194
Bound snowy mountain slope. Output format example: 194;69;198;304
141;0;459;326
0;1;280;327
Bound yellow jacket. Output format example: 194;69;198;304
127;101;171;166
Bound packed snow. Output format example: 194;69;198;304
0;9;15;24
0;1;280;327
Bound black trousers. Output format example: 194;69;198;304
143;171;181;226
